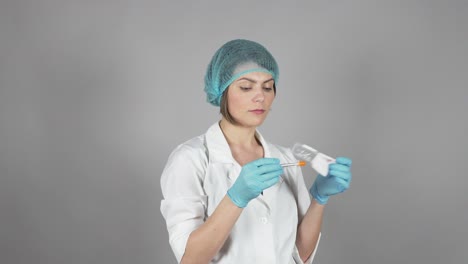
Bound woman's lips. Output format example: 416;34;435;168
249;109;265;114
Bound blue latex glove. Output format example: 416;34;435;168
228;158;283;208
310;157;352;205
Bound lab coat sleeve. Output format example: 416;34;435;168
291;158;321;264
160;143;208;263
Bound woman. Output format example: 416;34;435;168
160;39;352;264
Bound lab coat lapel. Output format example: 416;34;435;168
205;122;240;183
205;122;236;165
254;129;284;208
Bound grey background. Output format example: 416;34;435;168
1;0;467;263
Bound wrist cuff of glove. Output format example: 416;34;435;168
310;182;329;205
227;189;247;208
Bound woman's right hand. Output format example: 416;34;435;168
227;158;283;208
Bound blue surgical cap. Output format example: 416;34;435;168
204;39;279;106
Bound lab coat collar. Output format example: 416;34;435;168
204;122;272;165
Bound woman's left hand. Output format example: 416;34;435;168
309;157;352;205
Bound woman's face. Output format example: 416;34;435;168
226;71;275;128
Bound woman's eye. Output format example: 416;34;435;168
240;87;252;91
263;87;273;91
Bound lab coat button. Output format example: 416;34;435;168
260;217;268;224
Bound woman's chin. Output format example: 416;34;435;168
239;117;267;128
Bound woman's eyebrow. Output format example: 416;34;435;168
236;77;274;84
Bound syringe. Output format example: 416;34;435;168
281;160;307;167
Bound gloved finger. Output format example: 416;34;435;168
247;158;280;168
261;174;281;189
256;164;283;175
330;176;350;193
336;157;352;166
329;169;352;181
258;168;284;181
329;163;350;173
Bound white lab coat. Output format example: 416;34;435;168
160;122;319;263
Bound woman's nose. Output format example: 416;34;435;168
252;90;265;103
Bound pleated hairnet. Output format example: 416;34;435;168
204;39;279;106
